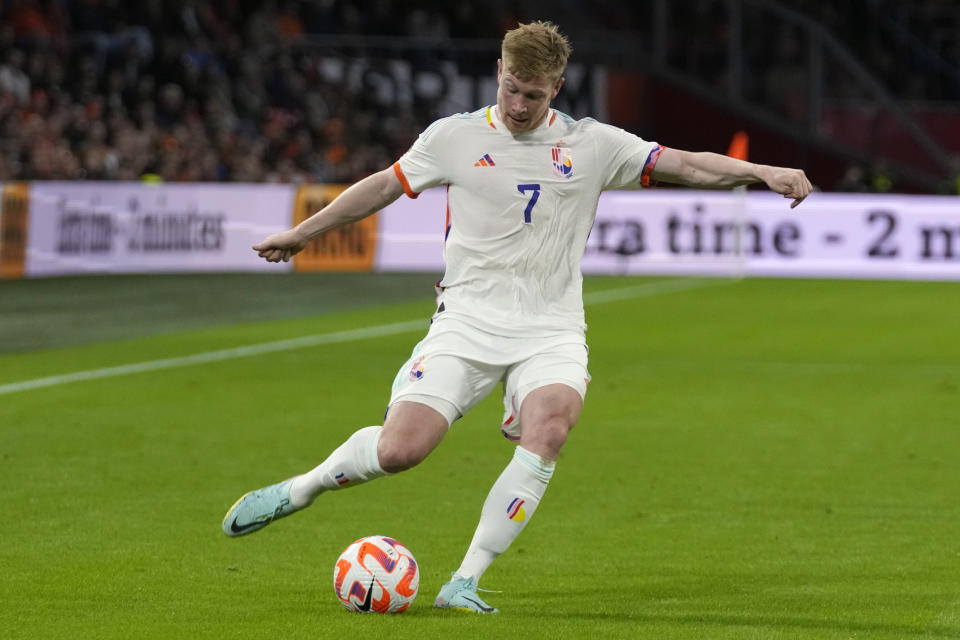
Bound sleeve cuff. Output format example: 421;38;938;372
393;162;419;199
640;145;664;188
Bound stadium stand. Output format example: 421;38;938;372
0;0;956;190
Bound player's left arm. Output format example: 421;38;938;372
651;147;813;208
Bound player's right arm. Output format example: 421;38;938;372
253;166;405;263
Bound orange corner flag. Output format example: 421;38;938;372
727;130;749;161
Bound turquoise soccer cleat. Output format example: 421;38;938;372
221;478;298;537
434;573;500;614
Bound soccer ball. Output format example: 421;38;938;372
333;535;420;613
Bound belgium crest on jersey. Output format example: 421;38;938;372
551;142;573;179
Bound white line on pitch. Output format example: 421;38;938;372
583;276;733;304
0;278;729;396
0;320;426;396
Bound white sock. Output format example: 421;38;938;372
288;425;388;508
455;446;555;581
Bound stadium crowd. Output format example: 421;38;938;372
0;0;504;184
0;0;956;188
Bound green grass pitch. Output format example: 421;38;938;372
1;273;958;639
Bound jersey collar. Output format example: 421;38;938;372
489;106;556;134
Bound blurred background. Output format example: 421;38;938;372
0;0;958;194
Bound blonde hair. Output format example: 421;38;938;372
501;21;571;84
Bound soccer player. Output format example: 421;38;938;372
222;21;812;613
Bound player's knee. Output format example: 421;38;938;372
524;399;579;437
522;414;575;459
378;401;449;472
377;436;429;473
542;416;574;449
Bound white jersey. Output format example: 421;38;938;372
394;105;662;337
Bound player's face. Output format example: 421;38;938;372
496;59;564;134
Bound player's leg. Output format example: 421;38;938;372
292;399;451;498
289;346;502;497
221;401;450;538
515;383;583;460
222;327;500;538
286;398;454;507
437;343;589;613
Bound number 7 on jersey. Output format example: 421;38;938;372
517;184;541;223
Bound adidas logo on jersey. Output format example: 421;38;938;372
474;153;496;167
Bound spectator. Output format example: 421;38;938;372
0;50;30;105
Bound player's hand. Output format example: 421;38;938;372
252;229;309;263
763;167;813;209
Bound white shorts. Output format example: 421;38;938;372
388;316;590;441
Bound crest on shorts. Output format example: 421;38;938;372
551;142;573;178
409;356;425;381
